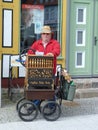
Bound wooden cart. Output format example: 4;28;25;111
17;54;61;122
25;55;55;100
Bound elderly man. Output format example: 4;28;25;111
28;25;60;74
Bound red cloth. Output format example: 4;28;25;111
28;39;60;74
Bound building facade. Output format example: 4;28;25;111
0;0;98;88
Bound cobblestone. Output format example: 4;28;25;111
0;97;98;124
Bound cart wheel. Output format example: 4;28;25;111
18;101;38;122
42;101;61;121
16;97;27;111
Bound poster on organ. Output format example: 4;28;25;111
22;4;44;34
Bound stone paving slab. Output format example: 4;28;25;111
0;114;98;130
0;97;98;124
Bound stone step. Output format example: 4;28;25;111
73;78;98;89
75;88;98;98
73;78;98;98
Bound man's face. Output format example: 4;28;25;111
41;33;51;43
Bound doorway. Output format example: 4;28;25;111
68;0;98;77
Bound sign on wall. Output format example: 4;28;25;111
22;4;44;34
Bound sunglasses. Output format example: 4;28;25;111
42;33;50;35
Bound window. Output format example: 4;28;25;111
76;7;86;24
3;0;13;2
75;52;85;68
20;0;60;51
2;9;13;47
76;29;85;46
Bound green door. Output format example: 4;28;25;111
68;0;98;77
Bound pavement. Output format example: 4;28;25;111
0;97;98;130
0;114;98;130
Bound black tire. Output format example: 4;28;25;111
16;97;26;111
18;101;38;122
42;101;61;121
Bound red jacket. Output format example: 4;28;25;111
28;39;60;74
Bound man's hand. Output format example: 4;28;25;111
46;53;54;56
